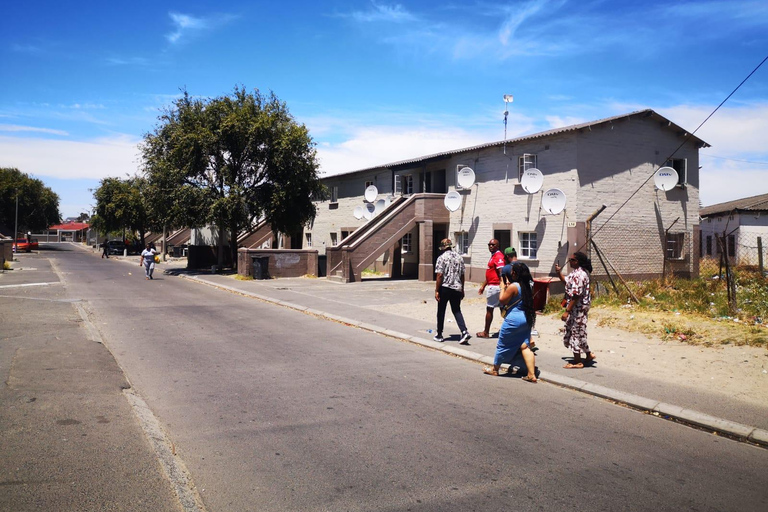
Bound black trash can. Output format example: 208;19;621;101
252;256;270;280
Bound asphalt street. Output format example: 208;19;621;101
2;244;767;511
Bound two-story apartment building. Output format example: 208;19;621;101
304;109;707;283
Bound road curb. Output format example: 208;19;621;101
178;273;768;449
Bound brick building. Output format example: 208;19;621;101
303;109;707;283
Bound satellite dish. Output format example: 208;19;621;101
541;188;566;215
364;185;378;203
520;168;544;193
373;199;385;216
363;202;375;220
444;191;462;212
654;167;679;191
353;205;364;220
457;167;476;189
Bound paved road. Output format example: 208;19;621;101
5;245;768;511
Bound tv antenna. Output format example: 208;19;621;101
503;94;513;154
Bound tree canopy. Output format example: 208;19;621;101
91;176;147;243
0;167;60;235
141;86;325;264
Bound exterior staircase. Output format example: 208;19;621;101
326;193;450;283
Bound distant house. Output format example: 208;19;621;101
699;193;768;267
303;109;708;283
41;221;90;243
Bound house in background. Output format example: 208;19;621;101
40;221;90;243
699;192;768;268
305;109;708;283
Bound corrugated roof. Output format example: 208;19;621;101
322;109;710;179
700;192;768;217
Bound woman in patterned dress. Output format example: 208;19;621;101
555;252;595;368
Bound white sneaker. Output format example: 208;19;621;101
433;334;445;342
459;331;471;345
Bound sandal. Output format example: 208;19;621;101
483;366;499;376
476;332;490;338
563;362;584;369
521;376;538;383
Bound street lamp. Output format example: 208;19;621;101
13;190;19;254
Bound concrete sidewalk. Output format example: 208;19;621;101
169;270;768;448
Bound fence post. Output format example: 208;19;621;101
759;236;764;277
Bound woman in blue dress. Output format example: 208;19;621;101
483;262;537;383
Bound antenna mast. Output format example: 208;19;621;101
503;94;513;154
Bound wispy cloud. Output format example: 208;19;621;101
0;124;69;136
347;2;417;23
166;12;238;45
107;56;151;66
662;1;768;23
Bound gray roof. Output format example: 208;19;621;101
700;192;768;217
322;109;710;179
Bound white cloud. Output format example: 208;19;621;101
0;134;142;180
0;124;69;136
166;12;238;45
349;2;416;23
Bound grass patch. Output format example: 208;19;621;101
234;274;253;281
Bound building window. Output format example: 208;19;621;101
330;232;338;246
666;232;685;259
455;232;469;255
331;186;338;203
519;232;538;259
402;233;412;253
518;154;537;180
728;235;735;257
365;180;374;188
305;233;312;248
706;235;712;256
403;175;413;195
665;158;687;186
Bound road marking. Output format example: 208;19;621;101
0;281;59;289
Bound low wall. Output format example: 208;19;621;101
238;248;319;279
1;240;12;267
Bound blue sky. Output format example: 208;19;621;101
2;0;767;219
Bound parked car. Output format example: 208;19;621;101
106;240;126;255
13;239;38;252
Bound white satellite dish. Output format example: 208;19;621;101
444;191;462;212
363;202;375;220
541;188;567;215
353;205;364;220
520;168;544;193
373;199;385;216
654;166;679;191
364;185;378;203
457;166;476;189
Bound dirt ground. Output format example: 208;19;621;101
375;290;768;409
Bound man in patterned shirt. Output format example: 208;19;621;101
434;238;471;344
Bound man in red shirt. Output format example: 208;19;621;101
477;239;505;338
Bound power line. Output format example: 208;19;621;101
703;154;768;165
588;53;768;245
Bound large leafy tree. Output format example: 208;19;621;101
0;167;60;235
91;176;148;244
141;86;325;265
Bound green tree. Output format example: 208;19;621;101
141;86;325;266
92;176;148;245
0;167;60;235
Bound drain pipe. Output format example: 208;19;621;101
585;204;607;260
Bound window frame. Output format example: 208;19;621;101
518;154;537;181
455;232;470;255
305;232;312;248
330;186;338;203
665;158;687;186
518;231;538;259
330;232;338;246
401;233;412;253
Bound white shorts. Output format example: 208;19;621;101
485;285;501;308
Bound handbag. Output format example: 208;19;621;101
500;296;521;319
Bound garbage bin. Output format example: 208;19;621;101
532;278;553;311
252;256;269;280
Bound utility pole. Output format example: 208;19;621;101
13;190;19;254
